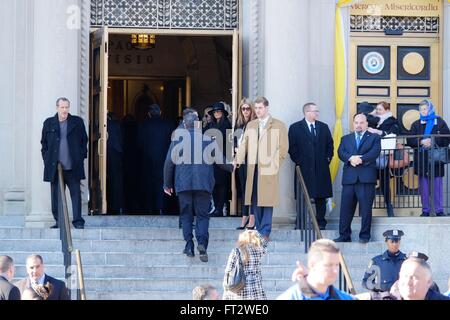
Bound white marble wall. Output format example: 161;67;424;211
260;0;337;222
443;2;450;124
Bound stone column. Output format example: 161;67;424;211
443;2;450;123
261;0;337;225
0;0;30;223
26;0;81;227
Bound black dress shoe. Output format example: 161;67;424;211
333;236;351;242
183;248;195;257
197;244;208;262
73;225;84;229
236;220;249;230
50;224;58;229
420;212;430;217
359;238;369;244
435;212;445;217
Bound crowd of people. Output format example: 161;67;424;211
5;95;446;301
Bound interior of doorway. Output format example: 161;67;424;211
90;31;236;215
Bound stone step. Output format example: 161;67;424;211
82;278;294;292
0;251;64;265
73;251;370;268
0;215;25;227
85;216;242;228
0;228;60;239
68;228;302;241
1;239;62;251
84;290;293;300
71;239;315;253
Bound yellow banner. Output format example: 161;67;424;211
350;0;441;17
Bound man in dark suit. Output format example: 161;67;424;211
0;255;20;300
40;97;88;229
335;113;381;243
288;102;334;229
137;104;174;214
15;254;69;300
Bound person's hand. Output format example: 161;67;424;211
291;260;308;282
164;187;173;196
232;159;237;172
421;138;431;148
349;155;362;167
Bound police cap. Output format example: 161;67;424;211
383;229;404;241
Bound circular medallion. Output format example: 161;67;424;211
362;51;385;74
402;52;425;75
402;109;420;131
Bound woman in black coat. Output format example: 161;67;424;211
209;102;232;216
406;100;450;216
234;98;256;229
368;101;400;217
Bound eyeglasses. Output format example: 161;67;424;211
241;107;251;111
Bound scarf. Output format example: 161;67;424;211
377;111;393;128
420;99;439;136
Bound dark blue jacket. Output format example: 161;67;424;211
362;250;407;292
40;114;88;182
163;128;232;194
338;131;381;185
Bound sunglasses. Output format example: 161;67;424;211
241;107;251;111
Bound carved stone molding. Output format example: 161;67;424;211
91;0;239;30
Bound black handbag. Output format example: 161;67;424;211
223;248;246;293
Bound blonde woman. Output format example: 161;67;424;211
223;230;268;300
235;99;256;229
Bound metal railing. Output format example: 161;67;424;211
57;164;87;300
295;166;357;295
374;134;450;216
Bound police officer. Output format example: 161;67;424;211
362;229;406;292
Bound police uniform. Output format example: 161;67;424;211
362;230;406;292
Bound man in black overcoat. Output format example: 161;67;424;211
40;97;88;229
288;102;334;229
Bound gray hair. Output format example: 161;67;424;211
0;255;14;273
56;97;70;107
302;102;317;115
183;112;199;129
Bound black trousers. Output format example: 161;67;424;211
51;170;84;227
107;149;124;214
178;191;210;250
314;198;327;228
339;183;375;240
212;184;228;214
378;168;391;206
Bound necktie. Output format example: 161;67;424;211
356;132;362;149
310;124;316;137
